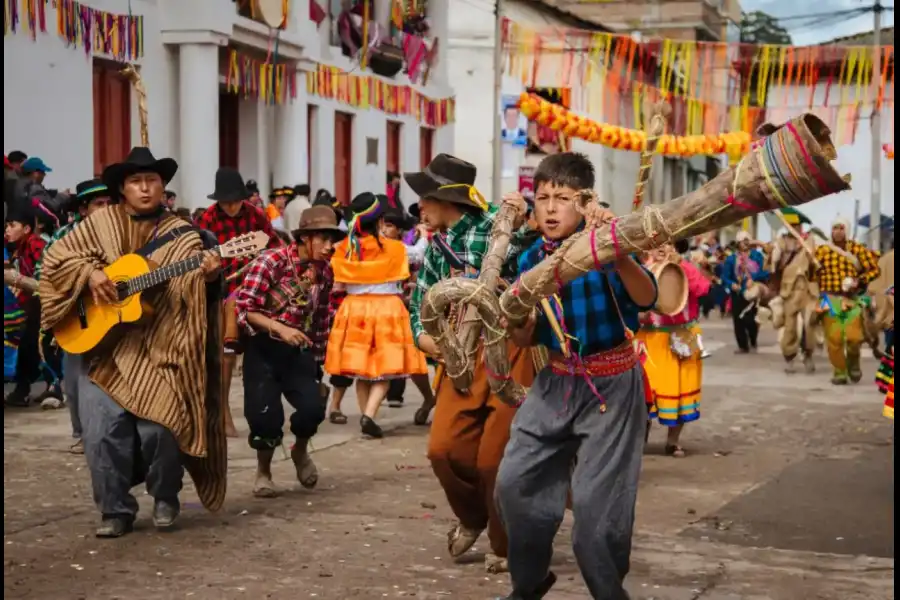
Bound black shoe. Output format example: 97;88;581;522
498;571;557;600
387;398;404;408
4;387;31;407
95;515;134;538
360;415;384;439
152;500;180;529
413;404;433;426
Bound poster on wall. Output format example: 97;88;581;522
518;166;535;201
501;95;528;146
525;87;571;157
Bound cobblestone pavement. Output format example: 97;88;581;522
3;321;894;599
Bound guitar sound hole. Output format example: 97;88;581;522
115;281;130;301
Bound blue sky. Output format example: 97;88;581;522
741;0;894;45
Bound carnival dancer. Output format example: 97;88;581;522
266;186;294;231
876;286;894;420
639;241;710;457
235;205;342;497
196;167;281;438
721;231;769;353
766;212;819;374
324;193;428;438
4;201;48;406
495;152;658;599
380;203;434;421
37;147;227;537
33;179;111;451
814;218;881;385
406;154;531;574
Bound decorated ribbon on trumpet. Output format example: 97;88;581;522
518;93;750;158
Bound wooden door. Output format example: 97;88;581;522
92;59;131;176
386;121;401;173
219;92;240;169
334;112;353;205
419;127;434;169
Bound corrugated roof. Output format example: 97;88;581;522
821;26;894;47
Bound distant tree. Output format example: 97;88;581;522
740;11;792;45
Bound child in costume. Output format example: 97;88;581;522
639;240;711;457
405;154;532;574
495;152;658;600
325;193;428;439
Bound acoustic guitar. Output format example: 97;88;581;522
54;231;269;355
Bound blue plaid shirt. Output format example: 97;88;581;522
517;239;657;357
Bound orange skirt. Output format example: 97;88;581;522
325;294;427;380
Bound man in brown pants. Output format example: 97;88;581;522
405;155;532;574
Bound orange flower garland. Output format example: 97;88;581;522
517;92;751;159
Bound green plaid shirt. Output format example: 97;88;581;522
33;217;80;282
409;206;533;344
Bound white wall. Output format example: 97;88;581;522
760;83;894;241
3;0;174;192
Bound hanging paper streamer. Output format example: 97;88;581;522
225;49;298;104
518;92;750;158
55;0;144;60
4;0;50;39
503;18;894;148
306;63;455;127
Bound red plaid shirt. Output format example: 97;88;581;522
234;245;335;362
195;201;281;295
11;233;46;305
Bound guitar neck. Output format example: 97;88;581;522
124;253;209;296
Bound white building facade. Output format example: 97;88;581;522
4;0;455;210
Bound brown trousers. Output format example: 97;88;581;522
427;341;535;558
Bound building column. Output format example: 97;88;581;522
310;103;336;195
257;103;271;197
178;43;220;211
275;77;309;187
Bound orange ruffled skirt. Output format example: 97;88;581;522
325;294;427;380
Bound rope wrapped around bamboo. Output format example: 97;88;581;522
419;203;520;395
484;113;849;405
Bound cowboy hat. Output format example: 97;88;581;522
269;186;295;200
403;154;487;209
207;167;249;203
102;147;178;193
292;205;347;241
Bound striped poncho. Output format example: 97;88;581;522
38;204;227;511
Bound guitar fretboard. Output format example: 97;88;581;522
121;254;205;298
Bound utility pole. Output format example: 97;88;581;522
869;0;883;250
490;0;504;203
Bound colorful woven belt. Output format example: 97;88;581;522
549;341;638;378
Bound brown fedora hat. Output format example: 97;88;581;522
292;205;347;240
403;154;488;210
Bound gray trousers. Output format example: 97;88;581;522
495;365;648;600
79;370;184;518
62;352;82;439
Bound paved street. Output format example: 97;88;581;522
3;320;894;600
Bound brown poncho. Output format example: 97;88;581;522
39;204;227;511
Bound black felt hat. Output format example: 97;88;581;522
207;167;249;203
101;147;178;194
75;178;110;205
404;154;486;209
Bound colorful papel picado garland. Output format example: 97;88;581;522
306;64;455;127
518;92;751;158
503;19;895;146
4;0;144;60
4;0;50;39
225;49;298;104
56;0;143;60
